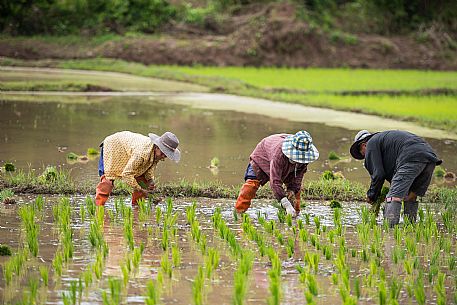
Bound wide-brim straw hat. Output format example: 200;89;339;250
281;131;319;164
350;130;374;160
148;131;181;162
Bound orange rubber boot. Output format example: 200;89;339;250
235;179;260;213
294;191;301;214
95;175;114;206
132;175;148;205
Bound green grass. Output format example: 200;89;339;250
162;66;457;92
2;57;457;132
0;81;113;92
273;93;457;132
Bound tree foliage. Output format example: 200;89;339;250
0;0;455;35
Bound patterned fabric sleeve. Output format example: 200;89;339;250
143;166;156;183
285;164;307;193
121;152;145;190
269;157;287;201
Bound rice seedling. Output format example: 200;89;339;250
192;266;205;305
80;204;86;223
89;218;104;248
0;188;16;204
161;227;169;251
277;209;286;223
0;244;12;256
233;251;254;305
102;277;122;305
267;248;282;305
85;196;96;217
82;268;93;288
121;263;129;287
414;273;426;305
329;199;342;209
66;152;79;160
156;205;162;224
212;207;241;256
123;207;134;250
286;213;293;227
205;248;220;278
434;166;446;178
132;242;144;270
145;279;159;305
18;204;40;257
328;151;341;160
172;244;181;267
39;266;49;286
313;216;321;235
87;147;99;156
93;250;104;280
33;195;44;212
160;252;172;278
4;162;15;172
286;237;295;258
53;251;63;277
210;157;220;168
322;170;336;181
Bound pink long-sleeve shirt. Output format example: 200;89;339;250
250;134;307;201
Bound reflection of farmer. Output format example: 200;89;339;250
95;131;180;206
350;130;442;227
235;131;319;216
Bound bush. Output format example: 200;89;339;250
0;0;177;35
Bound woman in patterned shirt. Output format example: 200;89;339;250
95;131;180;206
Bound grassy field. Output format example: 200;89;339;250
162;66;457;92
1;57;457;133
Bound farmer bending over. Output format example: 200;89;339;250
95;131;180;206
235;131;319;216
350;130;441;227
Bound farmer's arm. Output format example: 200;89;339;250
121;153;145;191
269;158;287;201
144;166;155;184
365;143;385;202
285;164;307;193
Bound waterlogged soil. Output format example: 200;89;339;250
1;195;456;304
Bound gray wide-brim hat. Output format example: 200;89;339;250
148;131;181;162
350;130;374;160
281;130;319;164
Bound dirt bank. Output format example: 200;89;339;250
1;3;455;70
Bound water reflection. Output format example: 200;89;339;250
0;96;456;187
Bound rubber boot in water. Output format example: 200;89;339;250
384;200;402;228
95;175;114;206
403;201;418;224
235;179;260;213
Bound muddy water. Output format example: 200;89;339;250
1;95;456;187
0;196;455;304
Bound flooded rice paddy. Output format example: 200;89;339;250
0;94;456;187
1;195;456;304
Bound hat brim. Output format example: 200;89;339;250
281;137;319;164
350;134;374;160
149;133;181;162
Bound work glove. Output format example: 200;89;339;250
287;190;301;215
280;197;296;217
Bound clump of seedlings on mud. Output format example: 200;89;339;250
0;188;16;204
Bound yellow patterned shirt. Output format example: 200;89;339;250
102;131;156;190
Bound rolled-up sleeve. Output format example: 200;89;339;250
285;164;307;193
269;158;287;201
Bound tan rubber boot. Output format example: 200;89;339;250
95;175;114;206
235;179;260;213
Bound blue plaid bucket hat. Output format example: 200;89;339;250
281;131;319;164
